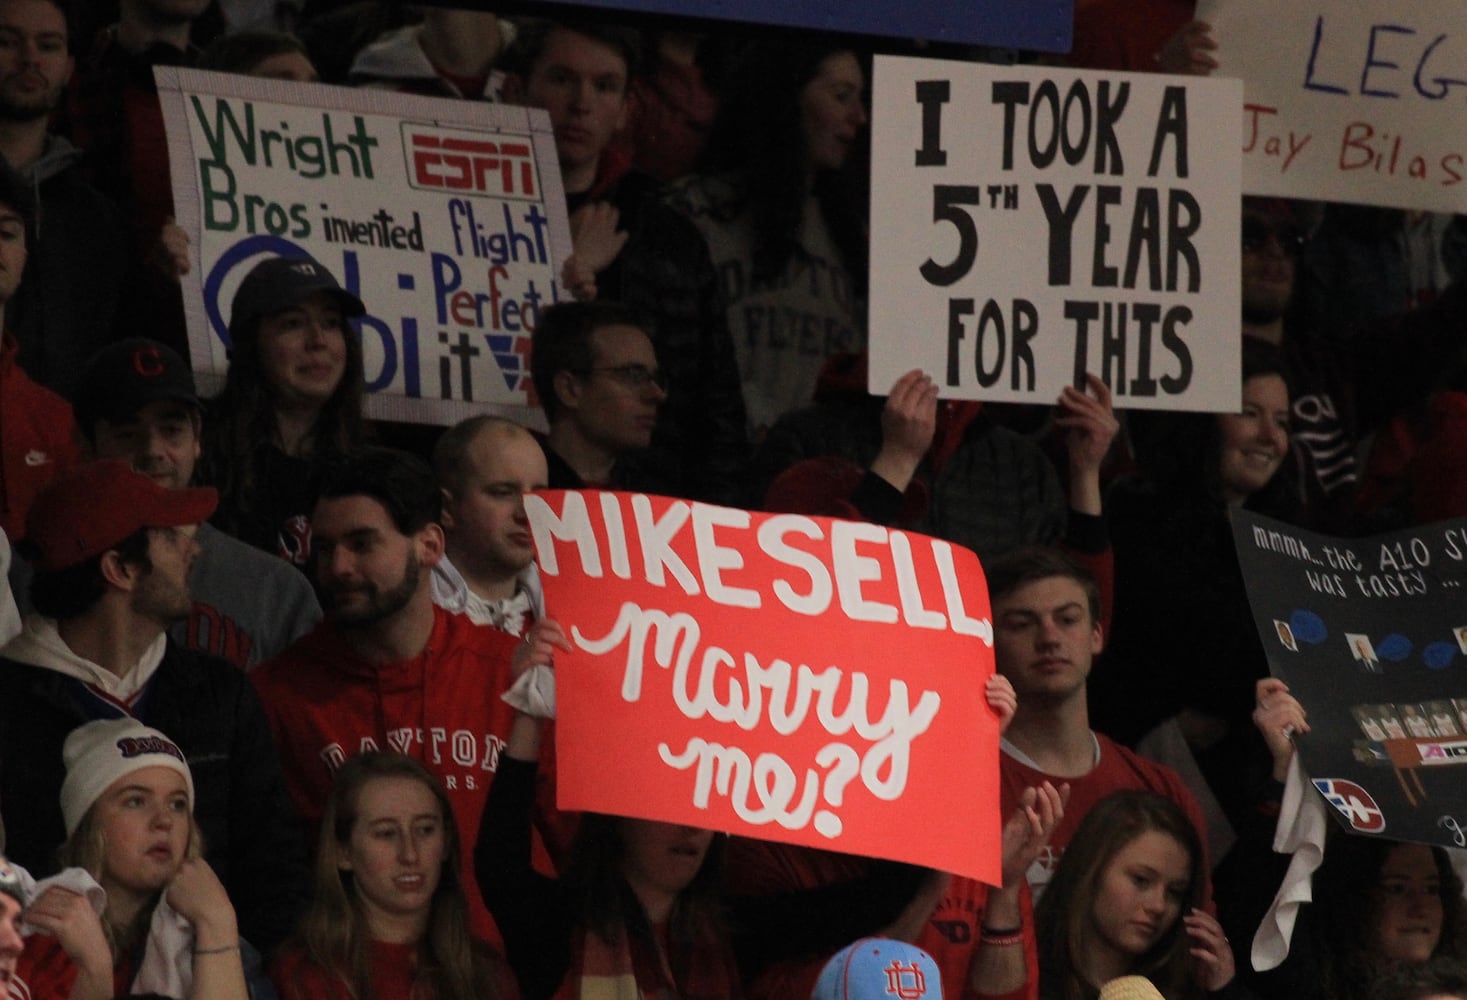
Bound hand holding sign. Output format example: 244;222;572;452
1059;373;1118;519
871;369;939;493
1252;678;1310;782
1157;20;1219;76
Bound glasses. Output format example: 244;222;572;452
1242;216;1307;255
577;364;668;392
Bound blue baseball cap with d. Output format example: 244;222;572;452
812;937;943;1000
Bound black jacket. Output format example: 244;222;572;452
0;639;309;955
571;168;749;506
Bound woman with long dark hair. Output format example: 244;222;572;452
1091;339;1299;826
273;751;514;1000
668;38;870;437
198;255;366;567
477;704;740;999
1035;791;1232;1000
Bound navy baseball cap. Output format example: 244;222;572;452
228;256;365;341
73;338;200;432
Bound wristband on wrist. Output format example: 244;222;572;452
194;943;239;956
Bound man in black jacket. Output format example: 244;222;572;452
0;460;308;955
503;19;748;504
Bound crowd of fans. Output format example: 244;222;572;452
0;1;1465;999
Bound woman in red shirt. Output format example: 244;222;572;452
273;751;516;1000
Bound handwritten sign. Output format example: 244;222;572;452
529;490;1000;883
1198;0;1467;212
157;68;573;426
870;56;1242;412
1233;509;1467;847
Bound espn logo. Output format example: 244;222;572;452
405;127;538;199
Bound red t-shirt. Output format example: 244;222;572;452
253;606;573;943
273;939;521;1000
999;733;1213;905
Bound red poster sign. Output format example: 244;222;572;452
528;490;1001;884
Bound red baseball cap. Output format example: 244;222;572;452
26;460;218;572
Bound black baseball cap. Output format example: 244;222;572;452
227;256;366;342
73;338;201;433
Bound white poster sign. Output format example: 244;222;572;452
870;56;1242;412
158;68;573;426
1198;0;1467;212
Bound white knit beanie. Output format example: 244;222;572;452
59;719;195;837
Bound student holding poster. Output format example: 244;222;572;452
502;19;748;506
1094;339;1296;825
478;686;743;1000
1222;682;1467;1000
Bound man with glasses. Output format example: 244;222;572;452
502;19;747;505
1239;197;1467;531
529;300;672;490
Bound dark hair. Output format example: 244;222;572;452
200;296;365;535
431;415;533;497
503;18;642;81
0;0;72;55
291;752;503;1000
985;545;1102;624
1371;957;1467;1000
28;530;151;620
1035;791;1207;1000
530;300;647;421
561;813;727;957
317;446;441;535
1304;834;1467;1000
698;38;869;291
198;30;311;75
1127;337;1296;523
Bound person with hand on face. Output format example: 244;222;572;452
1035;791;1233;1000
273;751;516;1000
11;718;249;1000
0;460;307;956
198;255;367;569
